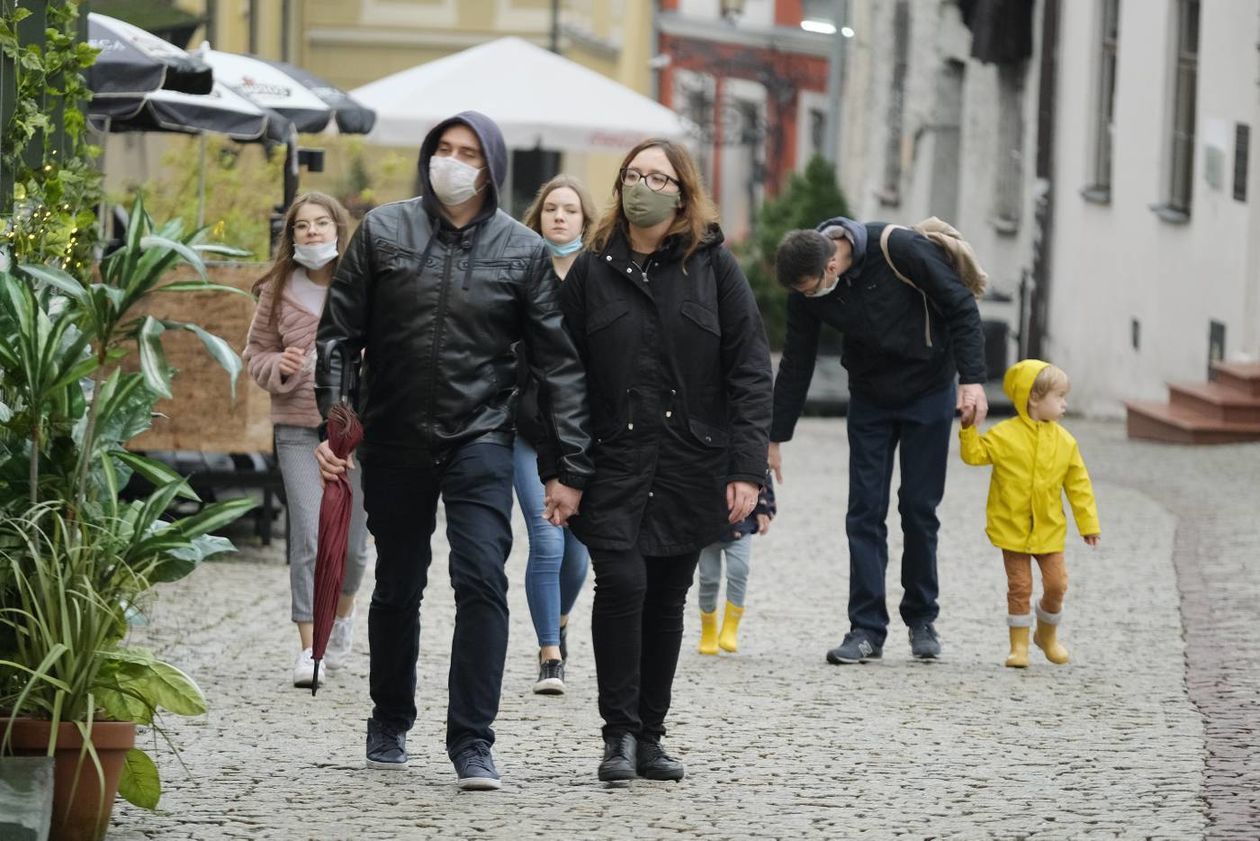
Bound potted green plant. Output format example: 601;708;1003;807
0;198;255;841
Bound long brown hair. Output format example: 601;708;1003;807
522;174;598;243
251;191;352;326
587;138;718;267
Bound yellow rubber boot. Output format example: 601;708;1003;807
1005;626;1030;668
698;610;719;655
718;601;744;653
1033;604;1070;664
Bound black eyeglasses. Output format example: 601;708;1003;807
620;167;680;193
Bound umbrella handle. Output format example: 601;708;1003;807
315;339;360;417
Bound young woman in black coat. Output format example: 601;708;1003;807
546;138;773;783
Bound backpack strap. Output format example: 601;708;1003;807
877;224;934;348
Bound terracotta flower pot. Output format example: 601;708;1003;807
3;718;136;841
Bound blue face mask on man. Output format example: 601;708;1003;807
545;236;583;257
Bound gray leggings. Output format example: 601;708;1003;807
274;424;370;623
697;536;752;612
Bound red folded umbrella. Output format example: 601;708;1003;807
310;403;364;695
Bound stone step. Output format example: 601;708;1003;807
1125;400;1260;445
1168;381;1260;423
1212;360;1260;397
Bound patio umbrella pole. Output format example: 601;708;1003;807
197;132;207;228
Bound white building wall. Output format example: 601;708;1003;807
1049;0;1260;416
841;0;1038;371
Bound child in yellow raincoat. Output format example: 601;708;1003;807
960;359;1100;667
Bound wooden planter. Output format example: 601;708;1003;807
3;718;136;841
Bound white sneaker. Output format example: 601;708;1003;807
324;610;356;672
293;648;326;688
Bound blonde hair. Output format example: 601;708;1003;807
252;192;353;326
522;175;598;243
587;138;719;267
1030;364;1071;401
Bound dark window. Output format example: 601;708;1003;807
1168;0;1199;214
879;0;910;206
1234;123;1249;203
1090;0;1120;198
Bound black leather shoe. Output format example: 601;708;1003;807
636;739;684;781
598;733;637;782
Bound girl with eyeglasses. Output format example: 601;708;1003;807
552;139;773;783
245;192;371;689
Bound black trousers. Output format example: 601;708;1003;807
360;442;514;757
589;546;700;741
845;385;954;644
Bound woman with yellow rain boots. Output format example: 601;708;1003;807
697;473;776;655
958;359;1100;668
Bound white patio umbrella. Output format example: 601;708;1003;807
87;12;213;96
349;37;692;152
195;45;333;133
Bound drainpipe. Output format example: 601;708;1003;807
1027;0;1059;360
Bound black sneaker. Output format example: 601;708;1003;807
365;719;408;770
533;659;565;695
452;740;501;791
909;623;942;659
558;623;569;662
636;739;684;782
826;631;883;664
598;733;637;782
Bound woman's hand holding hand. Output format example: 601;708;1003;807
726;481;759;524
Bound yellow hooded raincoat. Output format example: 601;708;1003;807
959;359;1100;554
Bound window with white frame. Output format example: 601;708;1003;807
878;0;910;206
991;61;1026;234
1084;0;1119;202
1159;0;1199;220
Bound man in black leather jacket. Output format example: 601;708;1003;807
314;111;592;790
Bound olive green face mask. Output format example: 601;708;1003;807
621;181;681;228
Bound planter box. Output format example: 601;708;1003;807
127;262;274;454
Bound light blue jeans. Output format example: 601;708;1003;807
512;437;590;648
697;536;752;612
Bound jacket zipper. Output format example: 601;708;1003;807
428;244;455;449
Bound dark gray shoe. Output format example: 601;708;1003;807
365;719;408;770
598;733;637;782
909;623;942;660
636;739;684;781
826;631;883;664
533;658;565;695
452;741;501;791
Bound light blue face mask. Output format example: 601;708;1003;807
545;236;583;257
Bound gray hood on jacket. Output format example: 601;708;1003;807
814;215;868;269
416;110;508;224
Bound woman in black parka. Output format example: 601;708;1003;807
550;138;772;783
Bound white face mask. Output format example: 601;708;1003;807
293;240;338;270
429;154;484;206
802;273;839;298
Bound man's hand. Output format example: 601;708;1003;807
1083;534;1100;547
768;442;784;484
957;383;989;428
278;346;307;377
543;480;582;526
315;439;354;484
726;481;759;524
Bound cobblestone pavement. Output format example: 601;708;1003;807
105;418;1257;840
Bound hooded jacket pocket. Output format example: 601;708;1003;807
680;300;721;337
687;417;728;449
586;300;630;335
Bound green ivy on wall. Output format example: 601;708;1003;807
0;0;102;278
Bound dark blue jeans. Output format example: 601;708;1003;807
360;441;514;757
845;385;954;645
